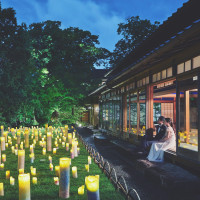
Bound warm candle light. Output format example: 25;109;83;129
78;185;85;195
68;133;72;144
15;149;18;155
72;140;78;157
0;183;4;196
0;163;4;170
42;148;46;155
18;150;25;170
5;143;8;148
31;168;36;176
10;176;15;185
49;156;52;163
32;177;37;184
18;173;30;200
85;164;89;172
49;163;53;171
1;137;5;151
54;177;59;185
59;157;71;198
88;156;92;164
11;146;15;153
72;166;77;178
47;132;52;151
25;129;29;148
17;131;21;144
66;143;69;151
2;154;6;162
53;148;56;154
55;166;60;177
6;170;10;179
30;145;34;153
19;169;24;174
85;175;100;200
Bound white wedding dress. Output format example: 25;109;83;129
147;126;176;162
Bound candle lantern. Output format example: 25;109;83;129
54;177;59;185
78;185;85;195
0;183;4;196
18;173;31;200
30;145;34;154
49;156;52;163
47;132;52;151
1;126;4;136
32;177;37;184
3;132;7;142
66;143;69;151
65;125;68;137
6;170;10;179
70;149;74;159
17;131;21;144
59;157;71;198
31;168;36;176
2;154;6;162
0;163;4;170
53;148;56;154
29;153;34;163
55;166;60;177
1;137;5;151
85;164;89;172
88;156;92;164
25;129;29;148
10;176;15;185
85;175;100;200
68;133;72;144
72;140;78;157
72;166;78;178
42;148;46;155
49;163;53;171
18;150;25;170
11;146;15;153
19;169;24;174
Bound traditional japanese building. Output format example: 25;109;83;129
89;0;200;167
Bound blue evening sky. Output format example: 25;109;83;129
2;0;188;51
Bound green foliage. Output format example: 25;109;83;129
0;6;110;127
110;16;160;66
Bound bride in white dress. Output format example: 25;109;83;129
147;118;176;162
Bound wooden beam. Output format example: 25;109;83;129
146;85;154;129
185;91;190;143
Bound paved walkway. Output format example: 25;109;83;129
77;127;200;200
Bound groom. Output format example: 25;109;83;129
143;116;166;150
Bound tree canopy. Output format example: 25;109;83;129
110;16;159;66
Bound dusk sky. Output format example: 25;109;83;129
2;0;188;51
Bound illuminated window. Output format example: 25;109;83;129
162;70;166;79
167;67;172;77
193;55;200;69
177;63;184;74
185;60;191;71
157;72;161;81
153;74;157;82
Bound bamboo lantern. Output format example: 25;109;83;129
72;140;78;157
1;137;5;151
25;129;29;148
70;149;74;159
65;125;68;137
3;132;7;142
35;131;38;141
1;126;4;137
47;132;52;151
59;157;71;198
78;185;85;195
85;164;89;172
2;154;6;162
72;166;77;178
66;143;69;151
17;131;21;144
68;133;72;144
18;173;30;200
55;166;60;177
29;153;34;163
18;150;25;170
85;175;100;200
54;177;59;185
88;156;92;164
32;177;37;184
6;170;10;179
0;183;4;196
10;176;15;185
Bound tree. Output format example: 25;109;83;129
110;16;159;66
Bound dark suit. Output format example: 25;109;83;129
154;124;166;141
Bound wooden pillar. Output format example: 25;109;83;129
176;80;180;152
123;94;127;132
198;72;200;161
173;98;176;124
137;90;140;135
185;91;190;143
146;85;154;129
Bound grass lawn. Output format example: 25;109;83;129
0;128;125;200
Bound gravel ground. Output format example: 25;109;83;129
77;127;200;200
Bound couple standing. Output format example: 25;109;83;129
143;116;176;162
